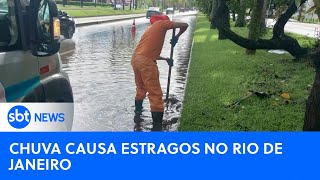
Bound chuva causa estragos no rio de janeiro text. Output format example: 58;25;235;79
8;142;283;171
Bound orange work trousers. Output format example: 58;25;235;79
131;54;164;112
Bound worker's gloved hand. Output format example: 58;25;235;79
166;58;174;67
170;36;179;47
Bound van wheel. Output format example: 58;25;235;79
64;26;74;39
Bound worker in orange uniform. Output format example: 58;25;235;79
131;15;189;131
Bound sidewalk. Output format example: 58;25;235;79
74;13;145;27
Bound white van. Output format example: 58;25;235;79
0;0;73;130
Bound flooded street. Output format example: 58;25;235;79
60;14;196;131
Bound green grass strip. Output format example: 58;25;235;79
179;14;316;131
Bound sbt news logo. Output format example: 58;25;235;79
7;105;65;129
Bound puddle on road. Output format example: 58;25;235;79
60;15;196;131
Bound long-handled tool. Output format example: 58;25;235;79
165;28;176;109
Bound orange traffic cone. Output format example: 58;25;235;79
131;19;136;40
131;19;136;33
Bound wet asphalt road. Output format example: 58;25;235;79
267;19;320;38
59;14;196;131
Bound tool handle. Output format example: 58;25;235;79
165;28;176;107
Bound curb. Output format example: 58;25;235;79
75;15;145;27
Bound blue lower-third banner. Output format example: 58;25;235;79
0;132;319;179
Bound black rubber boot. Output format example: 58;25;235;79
151;112;163;131
134;100;143;115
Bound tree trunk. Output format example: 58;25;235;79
130;0;132;10
80;0;83;8
232;10;236;21
122;0;125;10
315;9;320;21
260;0;268;31
63;0;67;7
246;0;265;55
113;0;117;10
135;0;138;9
304;49;320;131
210;0;218;29
297;4;305;21
235;0;246;27
218;0;230;39
304;74;320;130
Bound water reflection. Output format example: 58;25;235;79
60;15;196;131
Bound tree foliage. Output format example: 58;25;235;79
307;0;320;20
196;0;213;17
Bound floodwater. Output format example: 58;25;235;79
60;14;196;131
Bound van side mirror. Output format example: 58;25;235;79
31;0;60;57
